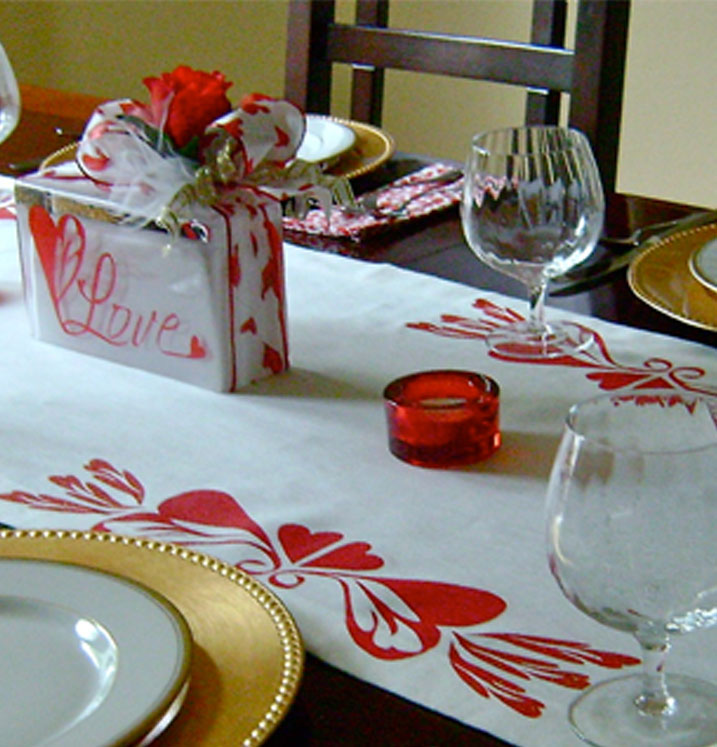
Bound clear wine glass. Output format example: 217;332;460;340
461;125;604;358
0;41;20;144
546;390;717;746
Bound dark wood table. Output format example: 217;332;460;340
285;156;714;351
1;86;713;747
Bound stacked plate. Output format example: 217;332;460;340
628;222;717;332
689;237;717;296
296;114;395;180
0;530;303;746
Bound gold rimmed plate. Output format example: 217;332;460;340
319;115;396;180
0;530;304;747
628;223;717;332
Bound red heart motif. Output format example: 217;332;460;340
380;578;506;627
278;524;383;570
240;317;257;334
262;344;284;374
188;335;207;359
28;205;85;309
306;542;384;571
586;371;671;390
279;524;343;563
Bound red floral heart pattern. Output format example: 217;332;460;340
0;457;643;720
408;299;715;399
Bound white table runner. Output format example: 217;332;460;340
0;206;715;746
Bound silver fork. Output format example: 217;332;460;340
598;217;688;252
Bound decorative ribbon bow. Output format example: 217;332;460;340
75;92;349;234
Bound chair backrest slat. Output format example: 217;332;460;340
526;0;567;124
284;0;631;194
327;26;574;91
569;0;630;194
350;0;388;124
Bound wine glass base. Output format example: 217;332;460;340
486;320;594;359
569;673;717;747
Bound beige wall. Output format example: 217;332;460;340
1;0;715;207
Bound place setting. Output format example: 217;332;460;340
281;107;465;245
0;530;304;746
296;113;395;180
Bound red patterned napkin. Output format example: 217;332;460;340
283;162;463;241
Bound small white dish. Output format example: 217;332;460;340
0;558;191;747
689;237;717;294
296;115;356;166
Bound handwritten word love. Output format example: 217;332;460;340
29;205;207;360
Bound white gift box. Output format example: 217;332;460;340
14;166;288;391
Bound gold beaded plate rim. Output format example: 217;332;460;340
0;529;304;747
628;222;717;332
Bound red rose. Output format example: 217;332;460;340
141;65;232;149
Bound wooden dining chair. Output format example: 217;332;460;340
284;0;631;195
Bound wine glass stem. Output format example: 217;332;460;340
634;633;676;718
527;282;548;333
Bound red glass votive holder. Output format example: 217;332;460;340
383;370;500;468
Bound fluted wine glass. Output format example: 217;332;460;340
461;125;604;358
546;391;717;746
0;42;20;144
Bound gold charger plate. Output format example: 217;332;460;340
0;529;303;747
628;222;717;332
321;116;396;180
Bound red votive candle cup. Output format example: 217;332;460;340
383;370;501;468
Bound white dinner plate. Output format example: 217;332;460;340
0;558;192;747
0;530;303;746
296;115;356;165
689;237;717;294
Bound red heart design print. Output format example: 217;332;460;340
586;371;672;390
279;524;383;570
279;524;344;563
28;205;86;310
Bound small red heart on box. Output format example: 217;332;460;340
188;335;207;359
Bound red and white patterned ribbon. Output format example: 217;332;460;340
74;94;332;225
